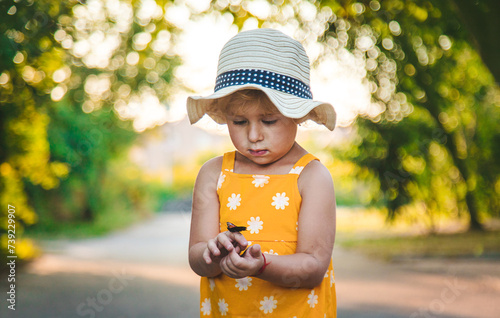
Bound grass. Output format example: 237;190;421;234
24;184;184;240
336;207;500;261
340;231;500;260
25;207;143;240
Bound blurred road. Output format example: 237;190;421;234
1;210;499;318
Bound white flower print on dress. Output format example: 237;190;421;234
201;298;211;316
227;193;241;210
252;175;270;187
307;290;319;308
217;172;226;190
218;299;229;316
209;278;215;291
330;269;335;287
272;192;289;210
259;296;277;314
247;217;263;234
235;277;252;291
264;249;279;255
289;166;304;174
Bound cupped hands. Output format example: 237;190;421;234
203;231;248;264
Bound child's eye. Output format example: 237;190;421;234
262;120;277;125
232;120;247;125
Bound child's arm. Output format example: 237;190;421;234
219;160;336;288
188;157;248;277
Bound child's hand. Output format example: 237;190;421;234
219;244;265;279
203;231;248;265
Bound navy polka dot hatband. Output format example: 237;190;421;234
186;28;336;131
214;69;313;99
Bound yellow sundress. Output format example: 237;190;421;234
199;151;336;317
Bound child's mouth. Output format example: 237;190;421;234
249;149;268;156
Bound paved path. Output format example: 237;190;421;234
1;212;499;318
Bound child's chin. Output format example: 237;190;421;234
248;156;276;166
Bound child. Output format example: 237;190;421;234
187;28;337;317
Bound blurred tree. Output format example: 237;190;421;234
204;0;499;230
1;0;179;259
1;0;75;260
28;0;179;223
318;0;499;231
452;0;500;84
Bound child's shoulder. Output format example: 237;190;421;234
194;156;224;192
199;155;223;176
298;157;334;193
301;158;331;178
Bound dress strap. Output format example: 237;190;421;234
221;151;236;172
288;153;319;175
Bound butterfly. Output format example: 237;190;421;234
226;222;247;233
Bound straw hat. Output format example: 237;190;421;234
186;28;337;131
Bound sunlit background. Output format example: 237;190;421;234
1;0;499;317
51;0;382;133
2;0;499;258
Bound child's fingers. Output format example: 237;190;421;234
228;232;248;249
241;245;265;275
221;250;243;278
247;244;262;259
205;232;247;267
203;248;213;264
219;257;234;277
207;239;221;257
227;249;252;277
215;233;234;252
228;248;245;267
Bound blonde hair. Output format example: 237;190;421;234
207;89;307;124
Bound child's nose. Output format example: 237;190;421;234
248;123;263;142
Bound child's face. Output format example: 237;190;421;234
226;101;298;166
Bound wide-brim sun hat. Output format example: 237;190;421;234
186;28;337;131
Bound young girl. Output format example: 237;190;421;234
187;28;337;317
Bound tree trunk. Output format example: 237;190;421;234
451;0;500;85
82;205;94;222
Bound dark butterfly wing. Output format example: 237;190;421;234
226;222;247;233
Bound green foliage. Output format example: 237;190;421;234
321;0;499;230
1;0;77;260
1;0;180;258
25;156;174;239
26;98;137;223
452;0;500;84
